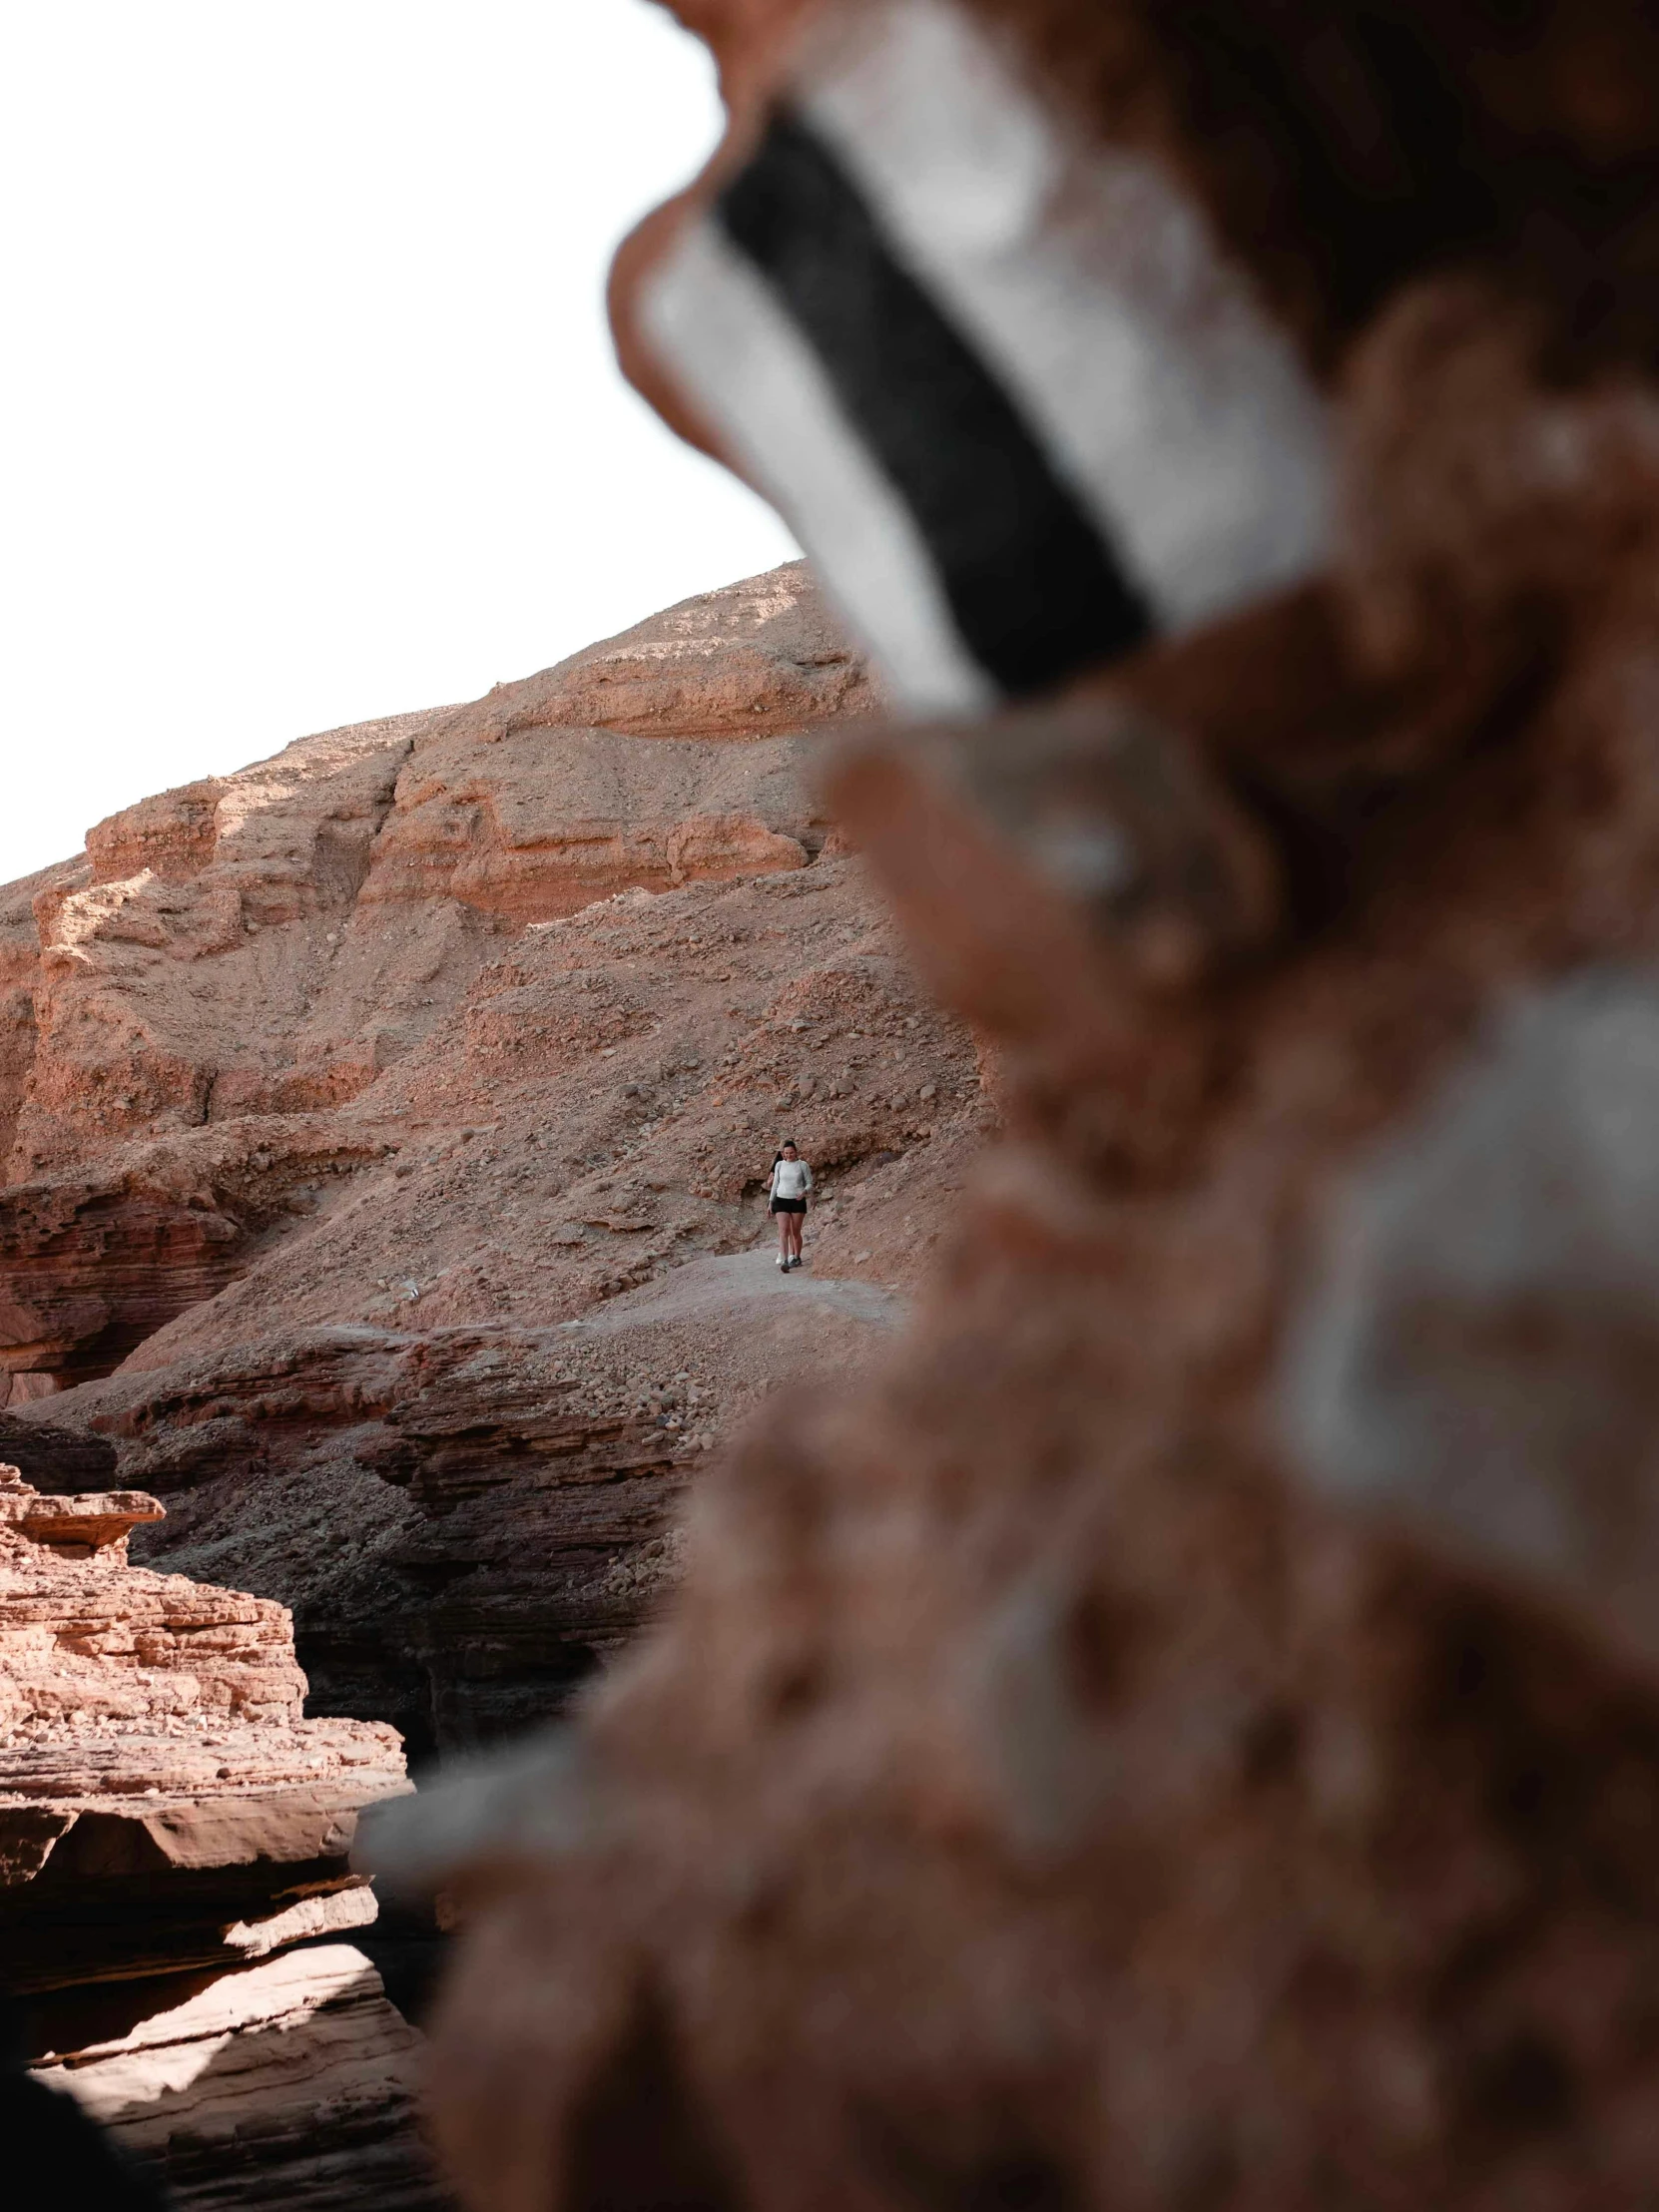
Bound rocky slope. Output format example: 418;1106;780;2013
0;563;986;1754
0;559;970;2201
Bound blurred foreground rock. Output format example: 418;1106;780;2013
368;656;1659;2208
0;562;960;2198
360;0;1659;2175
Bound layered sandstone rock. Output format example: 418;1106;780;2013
1;565;867;1191
45;1259;899;1755
0;1465;436;2207
45;1325;693;1754
11;712;450;1176
31;1945;437;2212
356;657;1659;2211
0;858;82;1175
363;727;821;920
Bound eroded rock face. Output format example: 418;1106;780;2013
0;565;941;1415
360;644;1659;2211
30;1944;437;2212
0;858;82;1173
364;727;821;921
352;0;1659;2174
96;857;980;1368
53;1326;694;1755
42;1251;898;1755
447;560;875;740
0;571;977;1756
0;1463;435;2206
17;713;448;1175
2;564;866;1189
0;1468;302;1741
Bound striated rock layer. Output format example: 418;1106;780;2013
0;565;867;1194
0;1120;393;1388
0;1464;439;2208
31;1945;437;2212
56;1325;694;1754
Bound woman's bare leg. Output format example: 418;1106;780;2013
790;1213;806;1265
777;1210;792;1264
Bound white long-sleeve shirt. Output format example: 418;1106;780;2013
770;1157;813;1201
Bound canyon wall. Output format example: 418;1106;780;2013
0;561;982;2190
0;559;992;2201
1;1464;438;2207
0;562;981;1752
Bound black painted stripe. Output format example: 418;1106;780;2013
716;108;1154;699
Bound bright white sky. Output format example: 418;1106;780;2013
0;2;797;885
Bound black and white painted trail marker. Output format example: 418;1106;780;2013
643;0;1333;714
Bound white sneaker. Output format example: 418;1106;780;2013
777;1256;788;1271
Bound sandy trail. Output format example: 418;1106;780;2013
574;1248;907;1338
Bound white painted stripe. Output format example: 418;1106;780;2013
802;0;1334;634
641;220;995;717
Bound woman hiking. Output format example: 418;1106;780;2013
768;1141;813;1273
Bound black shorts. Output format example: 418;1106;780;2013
771;1197;807;1215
